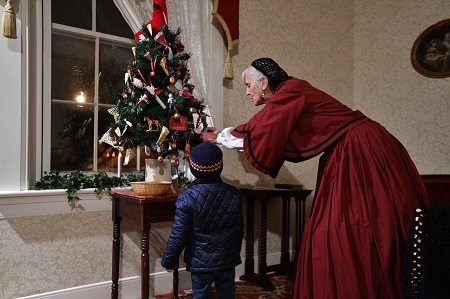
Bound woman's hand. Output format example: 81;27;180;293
201;127;220;143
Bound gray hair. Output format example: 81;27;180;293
242;66;266;91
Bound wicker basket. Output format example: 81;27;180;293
130;181;172;196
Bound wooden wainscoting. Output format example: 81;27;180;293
421;174;450;206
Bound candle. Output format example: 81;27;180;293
112;152;116;172
117;152;122;177
137;146;141;171
106;152;110;171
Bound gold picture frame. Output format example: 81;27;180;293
411;19;450;78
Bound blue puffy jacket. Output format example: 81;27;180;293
161;177;244;273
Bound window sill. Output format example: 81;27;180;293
0;187;130;219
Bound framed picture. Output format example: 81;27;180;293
411;19;450;78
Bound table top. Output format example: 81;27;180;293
239;186;312;194
112;190;181;203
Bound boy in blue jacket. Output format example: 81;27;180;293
161;142;244;299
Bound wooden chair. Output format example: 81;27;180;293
402;206;450;299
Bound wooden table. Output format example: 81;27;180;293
239;187;312;291
111;190;180;299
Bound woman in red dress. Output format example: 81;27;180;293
201;58;429;299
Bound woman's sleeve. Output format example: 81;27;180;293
217;127;244;150
230;89;304;178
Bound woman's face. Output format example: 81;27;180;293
244;75;264;106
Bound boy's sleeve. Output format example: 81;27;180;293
161;192;193;269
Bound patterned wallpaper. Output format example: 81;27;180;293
2;0;450;297
353;1;450;174
221;0;355;191
222;0;450;188
0;212;173;298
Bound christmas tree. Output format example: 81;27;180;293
100;0;207;171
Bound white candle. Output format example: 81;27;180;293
106;152;110;171
117;152;122;177
137;146;141;171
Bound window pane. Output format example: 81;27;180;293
52;33;95;103
51;103;94;171
97;0;134;38
98;105;114;172
99;41;133;104
51;0;92;30
98;106;144;172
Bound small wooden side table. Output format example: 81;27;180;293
111;190;180;299
239;187;312;291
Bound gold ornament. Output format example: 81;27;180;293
189;107;197;114
174;112;180;120
144;52;152;61
158;156;164;162
160;57;169;75
144;117;160;132
157;126;170;144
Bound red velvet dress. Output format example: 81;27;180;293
231;78;429;299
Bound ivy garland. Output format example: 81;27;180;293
33;171;144;202
33;170;192;203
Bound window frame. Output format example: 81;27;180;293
42;0;135;174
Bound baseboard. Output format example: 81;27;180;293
19;253;286;299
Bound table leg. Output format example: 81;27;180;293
295;198;300;254
258;197;276;291
295;197;307;253
277;196;291;275
142;231;150;299
240;197;255;280
111;218;121;299
172;260;179;299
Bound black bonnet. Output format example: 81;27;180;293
251;58;289;91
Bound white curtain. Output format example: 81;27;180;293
112;0;153;33
113;0;213;126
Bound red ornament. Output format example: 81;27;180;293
173;154;180;167
145;0;168;35
169;116;188;131
134;30;147;41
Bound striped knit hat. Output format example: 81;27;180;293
189;142;223;178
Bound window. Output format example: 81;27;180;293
30;0;224;185
43;0;144;174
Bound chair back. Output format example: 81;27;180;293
403;206;450;299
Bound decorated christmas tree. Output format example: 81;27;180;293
100;0;207;173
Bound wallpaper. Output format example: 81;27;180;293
353;1;450;174
0;212;173;298
2;0;450;298
221;0;355;192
